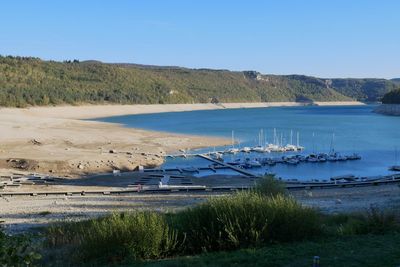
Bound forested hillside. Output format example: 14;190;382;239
381;88;400;104
0;56;397;107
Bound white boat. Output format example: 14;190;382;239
226;130;239;154
244;158;262;168
241;146;251;153
284;130;299;151
331;174;357;182
284;144;297;151
295;131;305;150
211;152;224;161
252;146;267;153
225;147;240;154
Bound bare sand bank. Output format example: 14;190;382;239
0;101;363;177
0;108;229;177
16;101;365;119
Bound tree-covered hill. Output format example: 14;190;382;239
391;78;400;85
381;88;400;104
0;56;397;107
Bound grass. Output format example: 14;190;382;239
252;175;287;197
47;212;179;263
138;233;400;267
172;192;320;253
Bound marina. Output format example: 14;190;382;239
99;105;400;180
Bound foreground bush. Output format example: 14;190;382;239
173;192;321;253
47;212;179;263
0;228;41;267
253;175;287;197
335;207;399;235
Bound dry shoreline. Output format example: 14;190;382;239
0;101;363;177
17;101;365;119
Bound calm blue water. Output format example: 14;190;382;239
95;105;400;180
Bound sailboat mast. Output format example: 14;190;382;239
329;132;335;154
312;132;315;153
297;132;299;147
263;128;266;146
290;130;293;145
231;130;234;148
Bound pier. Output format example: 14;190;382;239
1;174;400;197
196;154;257;177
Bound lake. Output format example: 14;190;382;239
95;105;400;180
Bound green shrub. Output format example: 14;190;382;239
173;192;321;253
337;207;398;235
0;228;41;267
253;175;287;197
47;212;179;263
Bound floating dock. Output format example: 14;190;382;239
1;174;399;197
196;154;257;177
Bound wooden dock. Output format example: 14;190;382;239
1;177;399;197
196;154;257;177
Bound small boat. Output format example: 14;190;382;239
346;153;361;160
389;165;400;171
330;174;356;182
225;147;240;154
241;147;251;153
211;152;224;161
226;130;239;154
284;144;297;151
226;159;242;166
252;146;266;153
306;154;319;163
286;158;299;165
243;158;262;168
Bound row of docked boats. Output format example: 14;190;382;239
223;129;305;155
224;143;304;154
223;152;362;169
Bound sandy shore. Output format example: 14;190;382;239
16;101;365;119
0;101;363;177
0;107;230;177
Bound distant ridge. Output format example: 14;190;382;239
0;55;397;107
391;78;400;85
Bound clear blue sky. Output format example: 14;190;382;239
1;0;399;78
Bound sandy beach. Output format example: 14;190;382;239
0;101;363;177
18;101;365;119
